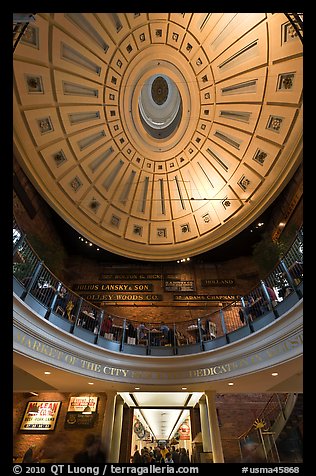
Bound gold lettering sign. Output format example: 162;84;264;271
99;274;163;280
73;283;153;292
174;294;240;301
14;327;302;383
81;293;162;302
201;279;235;287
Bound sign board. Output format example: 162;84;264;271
64;412;97;429
73;283;153;292
20;401;61;431
99;274;163;280
67;396;98;413
174;294;240;302
164;280;195;292
201;279;235;287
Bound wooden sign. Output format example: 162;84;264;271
99;273;163;280
164;280;195;292
201;278;235;286
73;283;153;292
81;293;163;302
174;294;240;301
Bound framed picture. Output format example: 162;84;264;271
20;401;61;431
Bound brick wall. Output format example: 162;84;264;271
13;156;302;328
13;391;107;463
13;391;290;463
63;256;259;326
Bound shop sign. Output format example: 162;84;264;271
164;280;195;292
64;412;97;428
201;278;235;286
174;294;240;301
20;401;61;431
73;283;153;292
179;421;190;440
67;396;98;412
99;273;163;280
83;293;163;302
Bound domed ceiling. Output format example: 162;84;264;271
13;13;303;261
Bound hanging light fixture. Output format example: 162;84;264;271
82;404;92;415
82;397;93;414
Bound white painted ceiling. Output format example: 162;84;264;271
121;392;202;440
13;352;303;441
13;13;303;261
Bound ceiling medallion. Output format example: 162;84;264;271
151;76;169;105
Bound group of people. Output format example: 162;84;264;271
22;439;191;465
22;433;106;464
239;286;280;324
132;444;190;464
73;434;106;463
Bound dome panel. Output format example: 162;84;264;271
13;12;303;261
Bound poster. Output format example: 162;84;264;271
20;401;61;431
67;396;98;412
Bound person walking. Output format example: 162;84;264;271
132;445;142;464
179;447;190;463
73;434;106;464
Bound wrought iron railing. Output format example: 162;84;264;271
13;216;303;356
285;13;303;43
13;13;36;52
237;393;302;463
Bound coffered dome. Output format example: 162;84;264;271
13;13;303;261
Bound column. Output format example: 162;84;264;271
199;395;212;452
101;391;117;461
110;395;125;462
204;390;224;463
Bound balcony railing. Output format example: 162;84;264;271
13;13;36;52
238;393;302;463
13;217;303;356
285;13;303;43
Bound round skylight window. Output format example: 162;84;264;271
138;74;182;139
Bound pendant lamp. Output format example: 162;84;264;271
82;397;93;414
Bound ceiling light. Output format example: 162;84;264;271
271;372;278;376
228;382;234;386
88;382;94;385
182;387;187;390
135;387;140;390
44;371;51;375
